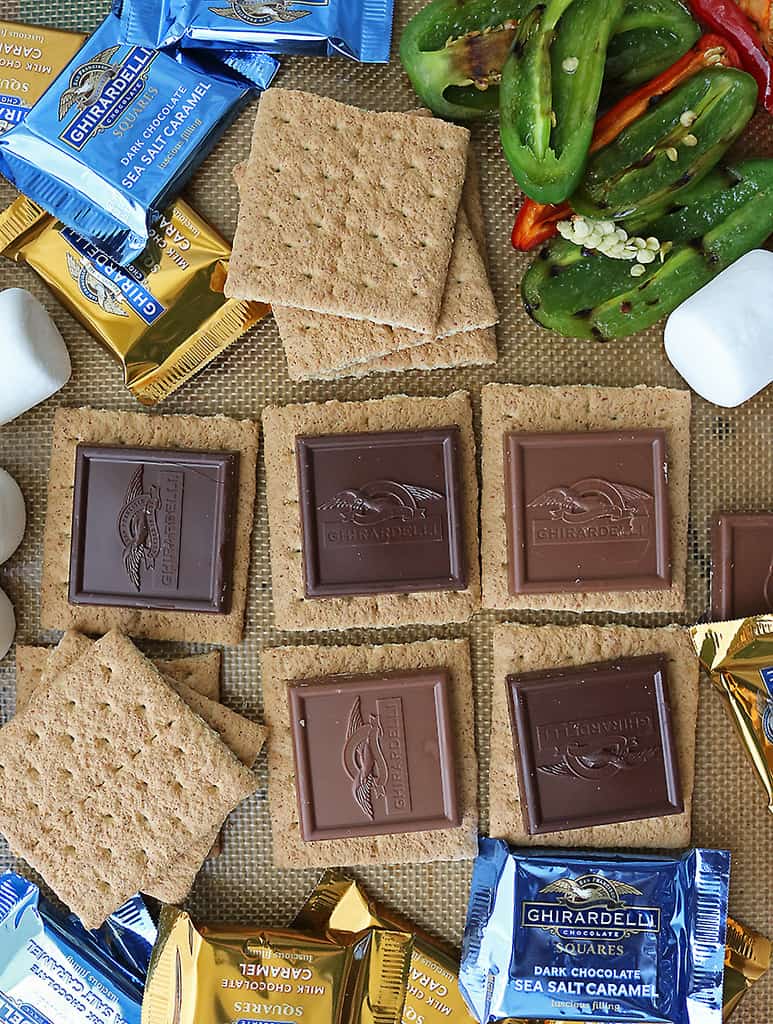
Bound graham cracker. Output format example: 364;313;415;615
40;406;259;644
224;89;469;334
480;384;691;612
262;391;480;631
489;623;699;847
261;637;477;868
0;632;258;928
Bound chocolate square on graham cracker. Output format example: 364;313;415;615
41;407;259;644
507;655;683;836
481;384;690;613
288;669;460;841
263;391;480;631
490;623;699;848
711;512;773;619
261;638;478;868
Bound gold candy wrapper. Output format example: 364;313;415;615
691;614;773;814
0;20;85;133
0;196;268;404
723;916;771;1020
142;905;412;1024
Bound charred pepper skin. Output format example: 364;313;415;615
499;0;626;204
521;159;773;339
571;68;758;223
604;0;700;95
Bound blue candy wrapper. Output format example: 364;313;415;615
0;14;276;265
460;839;730;1024
0;871;155;1024
114;0;393;62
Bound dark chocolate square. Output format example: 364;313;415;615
296;428;466;597
69;444;239;614
504;429;671;594
506;655;683;835
711;512;773;620
287;668;460;841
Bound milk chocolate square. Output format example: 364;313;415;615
296;428;466;597
507;655;683;835
287;668;460;841
69;445;239;613
711;512;773;619
504;429;671;594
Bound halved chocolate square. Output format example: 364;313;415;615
296;428;466;597
506;655;683;835
504;429;671;594
69;445;239;613
287;668;460;841
711;512;773;619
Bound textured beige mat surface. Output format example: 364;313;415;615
0;1;770;1019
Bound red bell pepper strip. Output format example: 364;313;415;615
687;0;773;112
511;32;742;250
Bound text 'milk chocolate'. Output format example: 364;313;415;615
296;428;466;597
288;668;460;841
711;512;773;620
507;655;683;835
504;429;671;594
69;444;239;613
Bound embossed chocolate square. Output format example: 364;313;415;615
287;668;460;841
296;428;466;597
506;655;683;835
69;445;239;613
504;430;671;595
711;512;773;620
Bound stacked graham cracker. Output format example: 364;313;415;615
225;89;499;380
0;631;265;927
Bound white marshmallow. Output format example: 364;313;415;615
0;586;14;661
0;288;71;425
664;250;773;407
0;468;25;564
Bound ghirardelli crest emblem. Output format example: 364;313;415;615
319;480;444;526
57;45;121;120
538;734;657;782
209;0;312;25
66;251;129;317
342;697;389;820
117;467;161;591
540;874;642;909
528;477;652;526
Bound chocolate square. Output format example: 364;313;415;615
69;445;239;613
296;428;466;597
504;429;671;594
711;512;773;620
287;668;460;841
506;655;683;835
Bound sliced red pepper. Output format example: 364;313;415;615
687;0;773;112
511;32;743;250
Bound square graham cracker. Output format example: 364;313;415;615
489;623;699;847
40;406;259;644
261;637;478;868
225;89;470;334
262;391;480;631
480;384;691;612
0;632;258;928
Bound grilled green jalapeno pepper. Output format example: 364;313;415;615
521;158;773;339
604;0;700;95
499;0;626;204
571;67;758;222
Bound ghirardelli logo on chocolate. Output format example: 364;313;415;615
66;252;129;318
319;480;445;548
342;695;412;821
117;467;161;592
539;874;643;909
528;477;653;545
538;733;657;782
57;45;121;119
209;0;321;25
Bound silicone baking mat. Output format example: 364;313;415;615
0;1;770;1019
